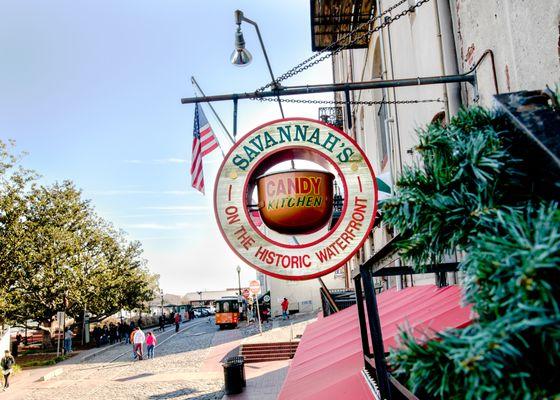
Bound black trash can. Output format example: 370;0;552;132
223;356;245;395
228;356;246;387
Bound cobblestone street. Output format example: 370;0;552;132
3;314;316;400
10;319;224;400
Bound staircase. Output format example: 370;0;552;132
240;341;299;363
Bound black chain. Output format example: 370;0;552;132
256;0;432;93
251;97;444;106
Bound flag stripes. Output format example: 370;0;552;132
191;104;219;193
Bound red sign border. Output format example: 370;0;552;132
213;117;378;281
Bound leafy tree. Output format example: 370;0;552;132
0;140;158;344
0;139;37;325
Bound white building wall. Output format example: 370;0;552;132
331;0;559;289
450;0;560;106
261;270;347;317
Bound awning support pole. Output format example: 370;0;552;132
180;72;476;105
360;264;392;400
354;275;371;359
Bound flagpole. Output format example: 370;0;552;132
191;76;235;145
192;96;225;158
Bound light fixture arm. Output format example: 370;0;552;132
235;10;284;118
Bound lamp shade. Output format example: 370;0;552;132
230;48;252;66
231;27;252;66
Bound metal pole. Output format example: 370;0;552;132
181;73;477;104
233;97;238;139
254;294;262;335
361;265;392;399
191;76;235;145
237;268;242;296
56;315;61;357
238;11;284;118
354;275;370;360
82;302;86;346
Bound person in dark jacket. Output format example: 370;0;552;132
1;350;15;390
93;326;102;348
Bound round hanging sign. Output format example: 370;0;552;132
214;118;378;280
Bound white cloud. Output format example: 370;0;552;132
122;158;189;165
88;190;193;196
117;212;207;219
124;222;199;230
154;158;187;164
136;235;192;241
138;205;208;211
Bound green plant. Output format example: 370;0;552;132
381;107;525;268
19;354;68;368
383;106;560;399
390;204;560;399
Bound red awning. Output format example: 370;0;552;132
278;285;473;400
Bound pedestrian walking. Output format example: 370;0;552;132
15;333;22;348
146;331;157;359
109;323;117;344
132;327;145;360
116;322;123;343
159;315;165;332
123;322;131;344
174;313;180;333
129;327;137;359
93;326;102;348
63;327;74;354
281;297;289;320
1;350;15;391
262;308;270;323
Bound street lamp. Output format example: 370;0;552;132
236;266;242;297
231;9;284;118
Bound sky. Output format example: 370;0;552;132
0;1;333;295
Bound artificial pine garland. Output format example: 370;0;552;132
382;106;560;399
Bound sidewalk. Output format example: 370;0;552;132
2;323;178;399
1;340;125;400
222;360;290;400
221;312;317;400
241;312;316;344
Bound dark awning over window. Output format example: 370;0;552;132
310;0;376;51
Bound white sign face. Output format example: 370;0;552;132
214;118;378;281
249;280;261;294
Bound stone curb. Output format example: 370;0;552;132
79;341;121;363
38;367;63;381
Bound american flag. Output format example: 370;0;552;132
191;103;219;193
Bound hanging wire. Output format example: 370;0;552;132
250;97;444;105
256;0;432;93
